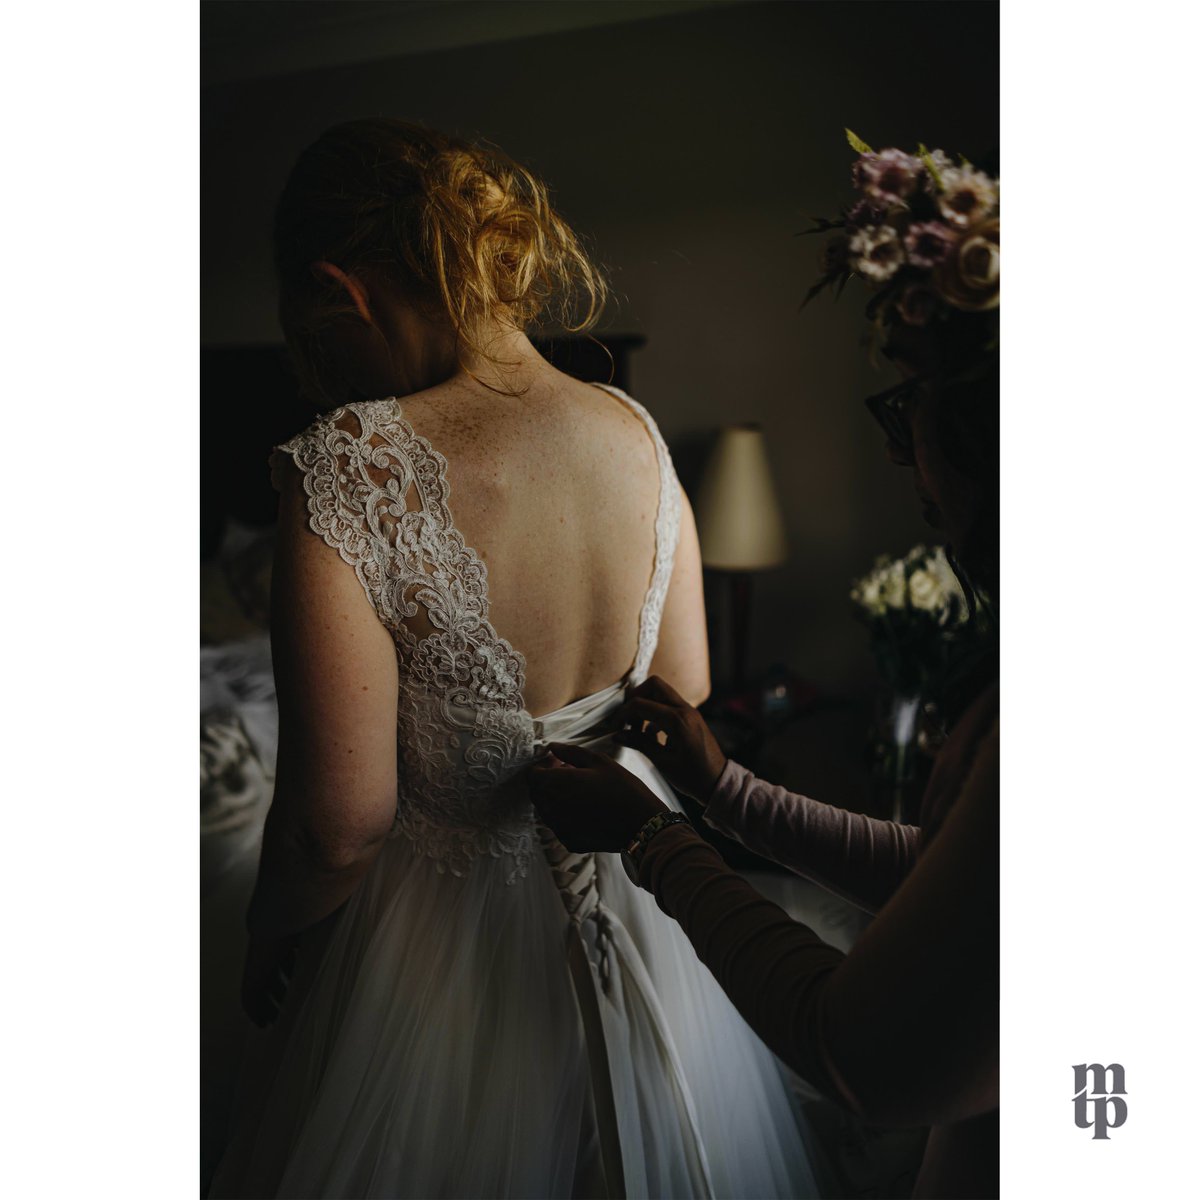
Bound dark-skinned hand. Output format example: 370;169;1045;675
527;741;669;853
614;676;728;803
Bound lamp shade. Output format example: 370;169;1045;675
694;423;788;570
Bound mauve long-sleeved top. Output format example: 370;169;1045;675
637;683;999;1199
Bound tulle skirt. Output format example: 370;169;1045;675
209;752;826;1199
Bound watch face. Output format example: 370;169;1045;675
620;849;642;887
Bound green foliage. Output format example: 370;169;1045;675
845;128;874;155
799;269;850;310
917;143;945;191
796;215;847;237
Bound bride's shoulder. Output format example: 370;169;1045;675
270;397;420;498
283;377;657;482
281;397;407;444
570;381;664;468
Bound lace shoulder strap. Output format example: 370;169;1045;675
270;400;512;675
591;384;682;683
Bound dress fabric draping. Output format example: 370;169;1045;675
209;387;824;1199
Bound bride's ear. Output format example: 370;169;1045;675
311;261;374;325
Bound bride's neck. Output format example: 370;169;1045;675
379;306;548;398
453;326;549;396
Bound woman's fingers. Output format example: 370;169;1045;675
615;726;672;753
617;696;678;730
616;698;679;751
633;674;689;708
544;741;607;769
528;760;567;802
529;746;600;813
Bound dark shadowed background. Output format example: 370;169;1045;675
201;0;999;699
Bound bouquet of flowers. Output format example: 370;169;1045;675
850;544;980;698
803;129;999;358
853;544;993;816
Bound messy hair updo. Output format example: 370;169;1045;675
273;118;607;403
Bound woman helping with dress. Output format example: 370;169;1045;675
529;219;1001;1197
209;119;825;1199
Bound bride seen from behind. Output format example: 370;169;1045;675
209;118;824;1199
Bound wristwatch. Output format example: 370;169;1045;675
620;810;691;883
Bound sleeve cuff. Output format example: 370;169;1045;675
701;758;752;837
634;822;719;891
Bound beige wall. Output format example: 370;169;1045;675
203;0;998;694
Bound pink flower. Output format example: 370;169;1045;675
854;148;924;204
850;154;877;192
845;198;888;229
904;221;956;269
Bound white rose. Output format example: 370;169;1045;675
881;561;908;609
935;217;1000;311
852;576;887;616
929;549;971;623
908;568;945;612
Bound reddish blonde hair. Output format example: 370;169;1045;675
274;118;607;403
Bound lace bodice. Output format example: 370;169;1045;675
273;385;682;882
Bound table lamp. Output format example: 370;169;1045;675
694;423;788;688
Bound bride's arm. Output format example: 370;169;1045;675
645;487;710;706
245;469;400;942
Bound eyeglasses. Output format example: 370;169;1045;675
864;376;928;461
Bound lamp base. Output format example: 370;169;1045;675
729;571;752;689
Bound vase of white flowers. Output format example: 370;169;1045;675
850;545;986;821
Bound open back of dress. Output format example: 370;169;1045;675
210;388;823;1199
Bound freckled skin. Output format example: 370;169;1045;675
380;359;707;716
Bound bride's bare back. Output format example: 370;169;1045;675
398;369;707;716
265;362;707;879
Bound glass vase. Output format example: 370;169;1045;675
882;690;922;824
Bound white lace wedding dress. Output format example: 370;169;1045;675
209;386;826;1199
